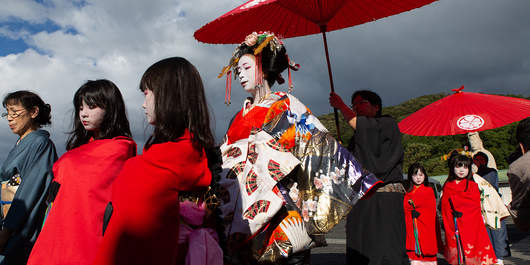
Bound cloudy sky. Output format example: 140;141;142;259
1;0;529;162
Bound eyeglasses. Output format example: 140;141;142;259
2;109;26;119
350;100;370;108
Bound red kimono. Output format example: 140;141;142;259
28;137;136;265
441;179;496;265
93;131;212;265
404;185;443;262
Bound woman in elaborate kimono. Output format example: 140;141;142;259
216;32;380;264
28;80;136;265
0;91;57;265
93;57;220;265
404;163;443;264
441;155;496;265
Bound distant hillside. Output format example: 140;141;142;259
318;93;530;176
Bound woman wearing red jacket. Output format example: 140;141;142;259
404;163;443;264
93;57;218;265
28;80;136;265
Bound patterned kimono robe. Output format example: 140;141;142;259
0;130;57;265
218;92;380;263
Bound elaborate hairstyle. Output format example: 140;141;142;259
473;151;489;164
406;162;430;192
220;32;299;105
351;90;382;116
66;79;131;150
3;90;52;128
516;117;530;152
140;57;214;151
445;154;474;191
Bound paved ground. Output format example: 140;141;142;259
310;217;530;264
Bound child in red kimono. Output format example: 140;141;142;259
441;154;496;265
404;163;443;264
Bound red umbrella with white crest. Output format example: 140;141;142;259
398;86;530;136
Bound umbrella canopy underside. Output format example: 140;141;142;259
194;0;438;44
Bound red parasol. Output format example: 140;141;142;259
194;0;439;141
398;86;530;136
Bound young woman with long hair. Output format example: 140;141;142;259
93;57;219;265
28;80;136;265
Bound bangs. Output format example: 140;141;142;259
454;156;471;167
77;89;106;109
3;98;20;108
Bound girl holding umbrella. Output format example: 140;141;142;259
216;32;380;264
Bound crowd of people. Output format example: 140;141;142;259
0;31;529;265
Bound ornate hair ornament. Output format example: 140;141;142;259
219;32;299;106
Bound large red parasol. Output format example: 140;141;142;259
398;86;530;136
194;0;439;141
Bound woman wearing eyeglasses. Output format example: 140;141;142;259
0;91;57;265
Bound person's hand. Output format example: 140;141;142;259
329;92;348;110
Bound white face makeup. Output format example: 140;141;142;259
143;89;156;125
412;170;425;186
454;163;469;180
237;54;257;94
79;100;105;132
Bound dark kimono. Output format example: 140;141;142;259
346;115;408;265
0;130;57;265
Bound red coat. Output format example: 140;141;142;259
403;184;443;261
28;137;136;265
441;179;496;265
93;131;212;265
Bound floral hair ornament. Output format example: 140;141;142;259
219;31;298;105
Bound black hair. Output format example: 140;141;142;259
140;57;214;152
406;163;430;192
516;117;530;152
351;90;382;116
445;154;474;191
3;90;52;128
66;79;131;150
235;43;289;88
473;151;489;164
